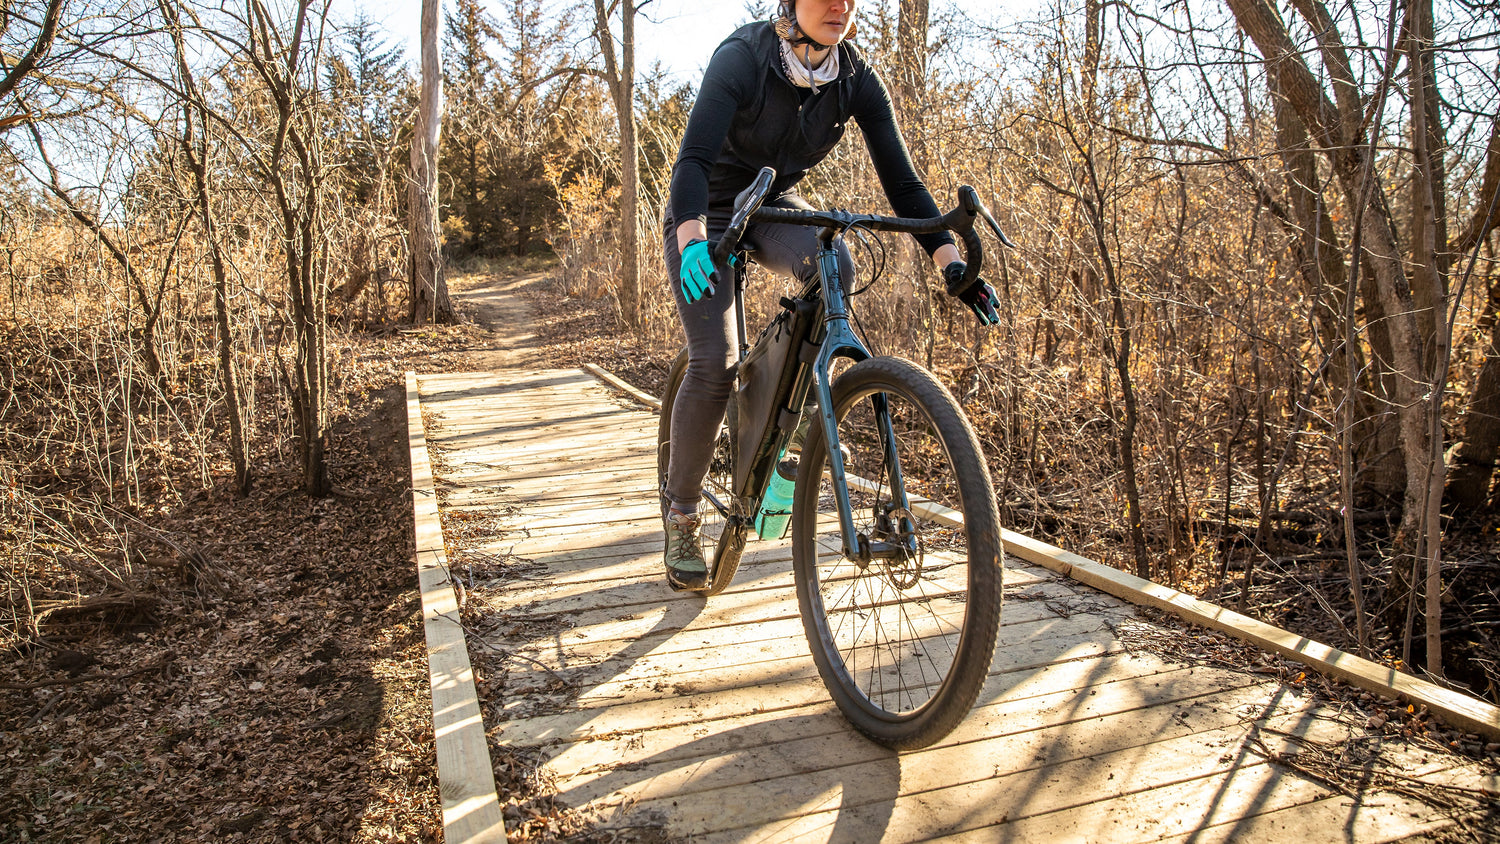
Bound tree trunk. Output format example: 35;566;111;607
409;0;455;325
1073;0;1147;577
246;0;331;496
1449;288;1500;510
1225;0;1431;540
1445;121;1500;507
593;0;640;326
181;112;252;496
1266;67;1407;504
1407;0;1449;674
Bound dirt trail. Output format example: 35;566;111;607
446;267;546;370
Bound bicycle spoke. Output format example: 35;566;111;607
793;358;1002;749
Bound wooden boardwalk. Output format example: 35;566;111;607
416;368;1489;843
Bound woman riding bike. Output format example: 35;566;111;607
661;0;1001;590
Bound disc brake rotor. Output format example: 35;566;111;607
879;505;923;589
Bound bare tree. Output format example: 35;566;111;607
591;0;641;326
238;0;335;496
410;0;456;324
161;0;253;495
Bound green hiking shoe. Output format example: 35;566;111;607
664;509;709;591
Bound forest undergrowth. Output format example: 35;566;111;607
0;307;486;841
521;259;1500;752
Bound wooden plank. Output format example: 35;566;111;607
427;426;657;452
846;469;1500;740
408;372;508;844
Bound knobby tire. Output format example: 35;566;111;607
791;356;1003;749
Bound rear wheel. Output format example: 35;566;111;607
791;356;1003;749
657;349;746;596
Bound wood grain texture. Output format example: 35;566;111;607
407;371;507;844
418;367;1485;842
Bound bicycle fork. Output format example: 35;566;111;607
804;229;916;565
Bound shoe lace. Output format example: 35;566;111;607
667;513;704;567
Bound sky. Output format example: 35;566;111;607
356;0;1027;84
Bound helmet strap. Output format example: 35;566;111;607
773;2;835;49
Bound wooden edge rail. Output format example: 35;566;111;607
406;372;509;844
583;363;662;410
586;364;1500;741
998;530;1500;741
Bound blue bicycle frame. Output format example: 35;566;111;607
801;226;915;563
713;165;1008;564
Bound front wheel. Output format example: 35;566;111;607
657;348;746;596
792;356;1003;749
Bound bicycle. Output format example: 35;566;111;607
656;166;1012;749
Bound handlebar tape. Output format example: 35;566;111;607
714;166;778;266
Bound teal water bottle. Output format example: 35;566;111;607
754;454;797;540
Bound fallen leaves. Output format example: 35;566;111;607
0;327;469;842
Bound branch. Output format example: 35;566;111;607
507;65;607;117
1032;171;1085;205
0;0;65;102
0;652;176;691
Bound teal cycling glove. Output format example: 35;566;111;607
679;239;718;303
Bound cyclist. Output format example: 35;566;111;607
661;0;1000;590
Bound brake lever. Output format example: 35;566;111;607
978;203;1018;249
716;166;777;266
957;186;1017;249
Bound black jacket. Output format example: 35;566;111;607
667;22;954;256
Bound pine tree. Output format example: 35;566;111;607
442;0;503;250
327;12;408;205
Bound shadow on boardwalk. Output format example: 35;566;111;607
419;367;1492;843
